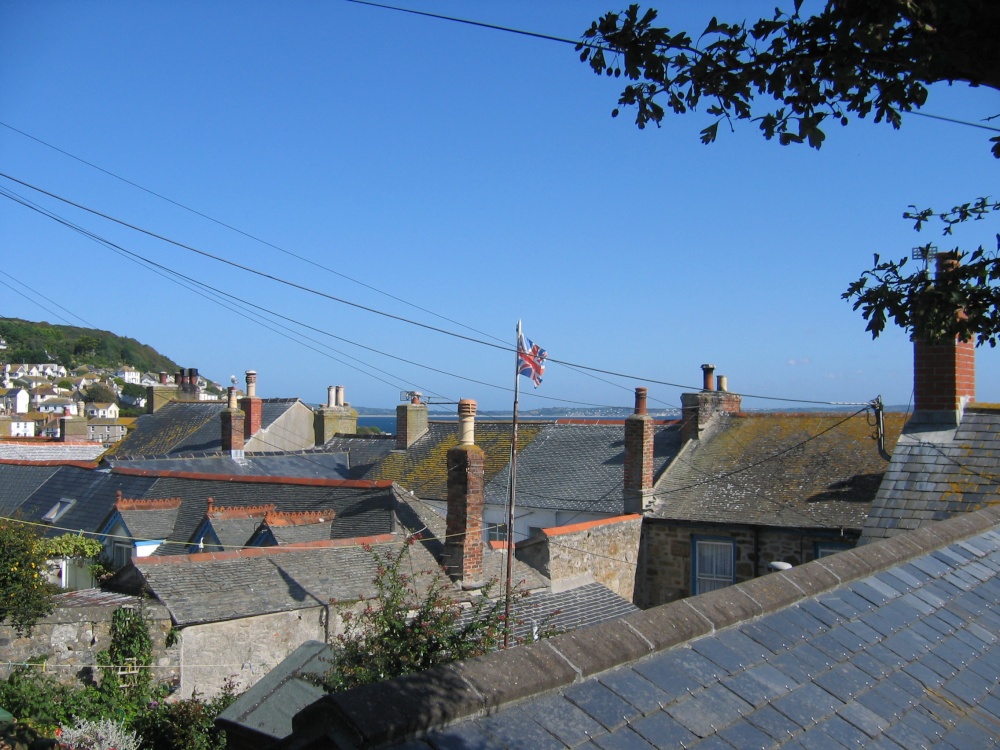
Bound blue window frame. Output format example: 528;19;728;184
692;536;736;595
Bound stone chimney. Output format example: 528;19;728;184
624;387;654;513
396;393;428;449
444;399;484;588
912;252;976;425
59;410;88;442
221;387;246;456
239;370;263;440
681;364;741;443
314;384;358;443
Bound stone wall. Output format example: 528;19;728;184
0;595;178;688
639;520;860;608
177;606;334;699
517;515;643;603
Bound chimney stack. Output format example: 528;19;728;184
445;399;484;587
159;371;168;385
221;386;246;456
396;393;428;449
681;365;741;443
314;383;358;443
239;370;263;440
913;252;976;424
624;387;654;513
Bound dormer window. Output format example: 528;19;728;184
42;498;75;524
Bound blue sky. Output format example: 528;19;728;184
1;2;997;412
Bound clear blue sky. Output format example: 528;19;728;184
1;2;997;412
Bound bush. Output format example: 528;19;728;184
0;521;58;635
130;687;237;750
318;540;541;692
57;717;139;750
0;667;105;735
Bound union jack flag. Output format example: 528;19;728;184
517;331;547;388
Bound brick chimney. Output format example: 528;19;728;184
913;252;976;424
444;399;484;588
314;384;358;443
239;370;263;440
681;364;741;443
221;386;246;456
624;387;654;513
396;393;428;449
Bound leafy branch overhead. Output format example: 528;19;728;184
578;2;1000;156
843;198;1000;346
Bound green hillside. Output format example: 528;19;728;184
0;317;179;374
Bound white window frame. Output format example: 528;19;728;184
692;537;736;595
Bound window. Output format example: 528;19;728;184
42;498;75;523
112;542;133;569
692;537;736;595
815;542;852;559
487;524;509;542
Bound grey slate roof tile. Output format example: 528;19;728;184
588;727;656;750
519;693;607;747
629;710;699;748
564;680;638;732
596;669;670;715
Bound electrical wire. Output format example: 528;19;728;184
0;172;873;409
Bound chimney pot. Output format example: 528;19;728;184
458;398;477;445
633;387;648;415
159;371;168;385
717;375;728;392
326;386;336;409
227;386;238;409
245;370;257;398
701;364;716;391
335;385;345;407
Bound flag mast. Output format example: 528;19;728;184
503;320;522;649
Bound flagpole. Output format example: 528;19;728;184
504;320;522;649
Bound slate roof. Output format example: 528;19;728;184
0;441;107;462
106;451;351;480
209;515;270;550
648;411;906;529
12;466;158;538
118;504;181;541
219;584;639;747
107;399;301;458
484;422;680;514
0;462;62;514
862;405;1000;542
314;435;397;480
269;520;339;546
115;475;397;555
280;505;1000;750
364;422;546;501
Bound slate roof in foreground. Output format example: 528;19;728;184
278;505;1000;749
105;451;351;480
862;404;1000;542
648;411;906;529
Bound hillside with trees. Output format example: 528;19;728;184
0;318;178;373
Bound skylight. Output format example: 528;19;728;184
42;498;75;524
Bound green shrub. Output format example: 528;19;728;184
0;521;58;635
130;686;237;750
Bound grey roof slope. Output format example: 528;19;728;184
13;466;158;537
484;422;680;514
0;442;107;462
862;405;1000;542
281;505;1000;750
119;476;396;555
109;399;301;459
118;504;181;541
0;462;61;515
315;435;397;480
105;452;351;480
648;411;906;529
220;584;639;748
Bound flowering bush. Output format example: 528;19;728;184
57;717;140;750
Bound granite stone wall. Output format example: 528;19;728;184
639;520;860;608
0;599;178;688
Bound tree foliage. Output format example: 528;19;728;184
844;199;1000;345
0;317;178;373
82;383;119;405
0;520;58;636
578;1;1000;156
